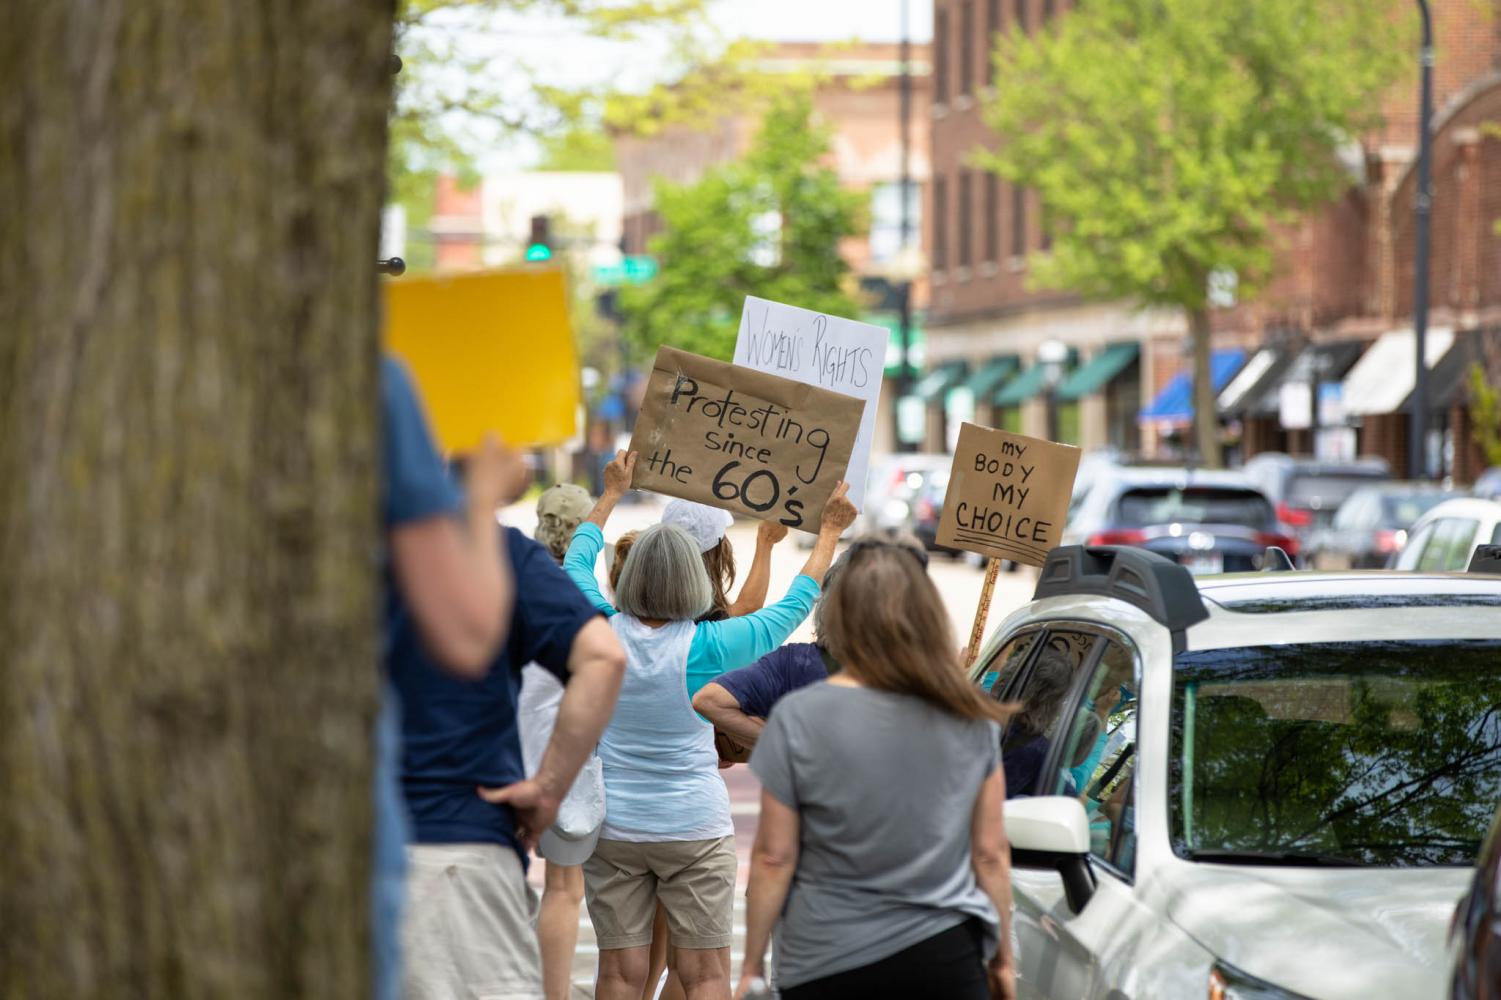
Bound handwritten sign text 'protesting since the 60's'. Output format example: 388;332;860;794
628;346;863;530
936;423;1082;567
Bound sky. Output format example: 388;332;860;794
409;0;933;171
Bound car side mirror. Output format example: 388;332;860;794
1005;796;1096;913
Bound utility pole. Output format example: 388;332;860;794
896;0;916;453
1409;0;1434;479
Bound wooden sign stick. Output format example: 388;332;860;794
964;557;1004;669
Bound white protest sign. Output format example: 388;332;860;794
733;296;886;509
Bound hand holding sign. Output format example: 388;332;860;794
628;347;863;530
603;449;637;498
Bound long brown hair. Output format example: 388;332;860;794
822;540;1010;723
701;538;736;618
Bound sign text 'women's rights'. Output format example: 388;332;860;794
936;423;1082;567
628;346;862;530
732;296;886;509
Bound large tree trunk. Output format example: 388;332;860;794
1188;305;1222;469
0;2;395;996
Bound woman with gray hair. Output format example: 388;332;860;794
563;451;857;1000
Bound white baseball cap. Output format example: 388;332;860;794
661;500;735;553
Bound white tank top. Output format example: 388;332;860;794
596;615;732;842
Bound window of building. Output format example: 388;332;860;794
1011;183;1026;258
933;175;949;271
958;171;973;269
987;0;1002;85
869;181;922;263
984;172;999;263
960;1;975;96
1015;0;1029;33
935;8;950;104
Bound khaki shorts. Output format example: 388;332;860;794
402;843;543;1000
583;836;737;951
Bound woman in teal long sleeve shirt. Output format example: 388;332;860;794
566;452;856;1000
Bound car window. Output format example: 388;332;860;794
1115;487;1272;528
1287;473;1385;510
1331;493;1368;530
1491;523;1501;546
1394;521;1437;570
1000;629;1101;798
1050;639;1139;875
1419;518;1478;571
971;631;1038;693
1170;640;1501;867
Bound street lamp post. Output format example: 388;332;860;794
1409;0;1434;479
895;0;916;453
1039;339;1069;442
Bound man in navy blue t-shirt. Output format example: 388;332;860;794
377;355;521;1000
393;524;625;997
693;642;836;752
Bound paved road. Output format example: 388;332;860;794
509;495;1037;995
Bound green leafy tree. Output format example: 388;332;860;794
619;93;867;360
979;0;1408;465
1468;364;1501;467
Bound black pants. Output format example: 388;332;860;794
781;919;990;1000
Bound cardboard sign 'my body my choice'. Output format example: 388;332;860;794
629;346;862;531
733;296;886;509
937;423;1082;567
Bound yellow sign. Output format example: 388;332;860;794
384;267;580;451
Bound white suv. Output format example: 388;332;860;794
972;547;1501;999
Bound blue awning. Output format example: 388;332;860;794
1138;349;1247;424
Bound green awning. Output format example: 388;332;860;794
913;361;968;401
993;363;1048;407
965;357;1020;398
1055;343;1139;401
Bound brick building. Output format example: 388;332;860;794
924;0;1501;478
614;41;932;451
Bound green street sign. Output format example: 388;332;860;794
593;256;658;286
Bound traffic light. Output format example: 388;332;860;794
525;215;553;262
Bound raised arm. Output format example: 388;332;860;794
562;451;636;617
687;485;858;694
796;481;857;583
727;520;788;618
972;766;1016;1000
584;449;636;530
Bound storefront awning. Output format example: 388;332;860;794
1138;349;1247;425
1341;327;1454;417
965;356;1021;398
913;360;969;402
1237;340;1366;418
1217;348;1285;415
1055;343;1139;402
993;363;1048;408
1396;329;1501;412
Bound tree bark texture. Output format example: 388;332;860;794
1189;306;1221;469
0;2;395;996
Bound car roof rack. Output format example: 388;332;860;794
1034;545;1210;654
1467;544;1501;575
1261;546;1295;572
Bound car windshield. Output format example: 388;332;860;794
1171;640;1501;867
1115;487;1271;528
1287;473;1384;510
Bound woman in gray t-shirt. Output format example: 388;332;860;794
736;536;1018;1000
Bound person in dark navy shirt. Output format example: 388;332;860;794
395;523;625;998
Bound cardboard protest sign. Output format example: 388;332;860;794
384;267;579;451
733;296;886;509
628;346;862;532
937;423;1082;568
